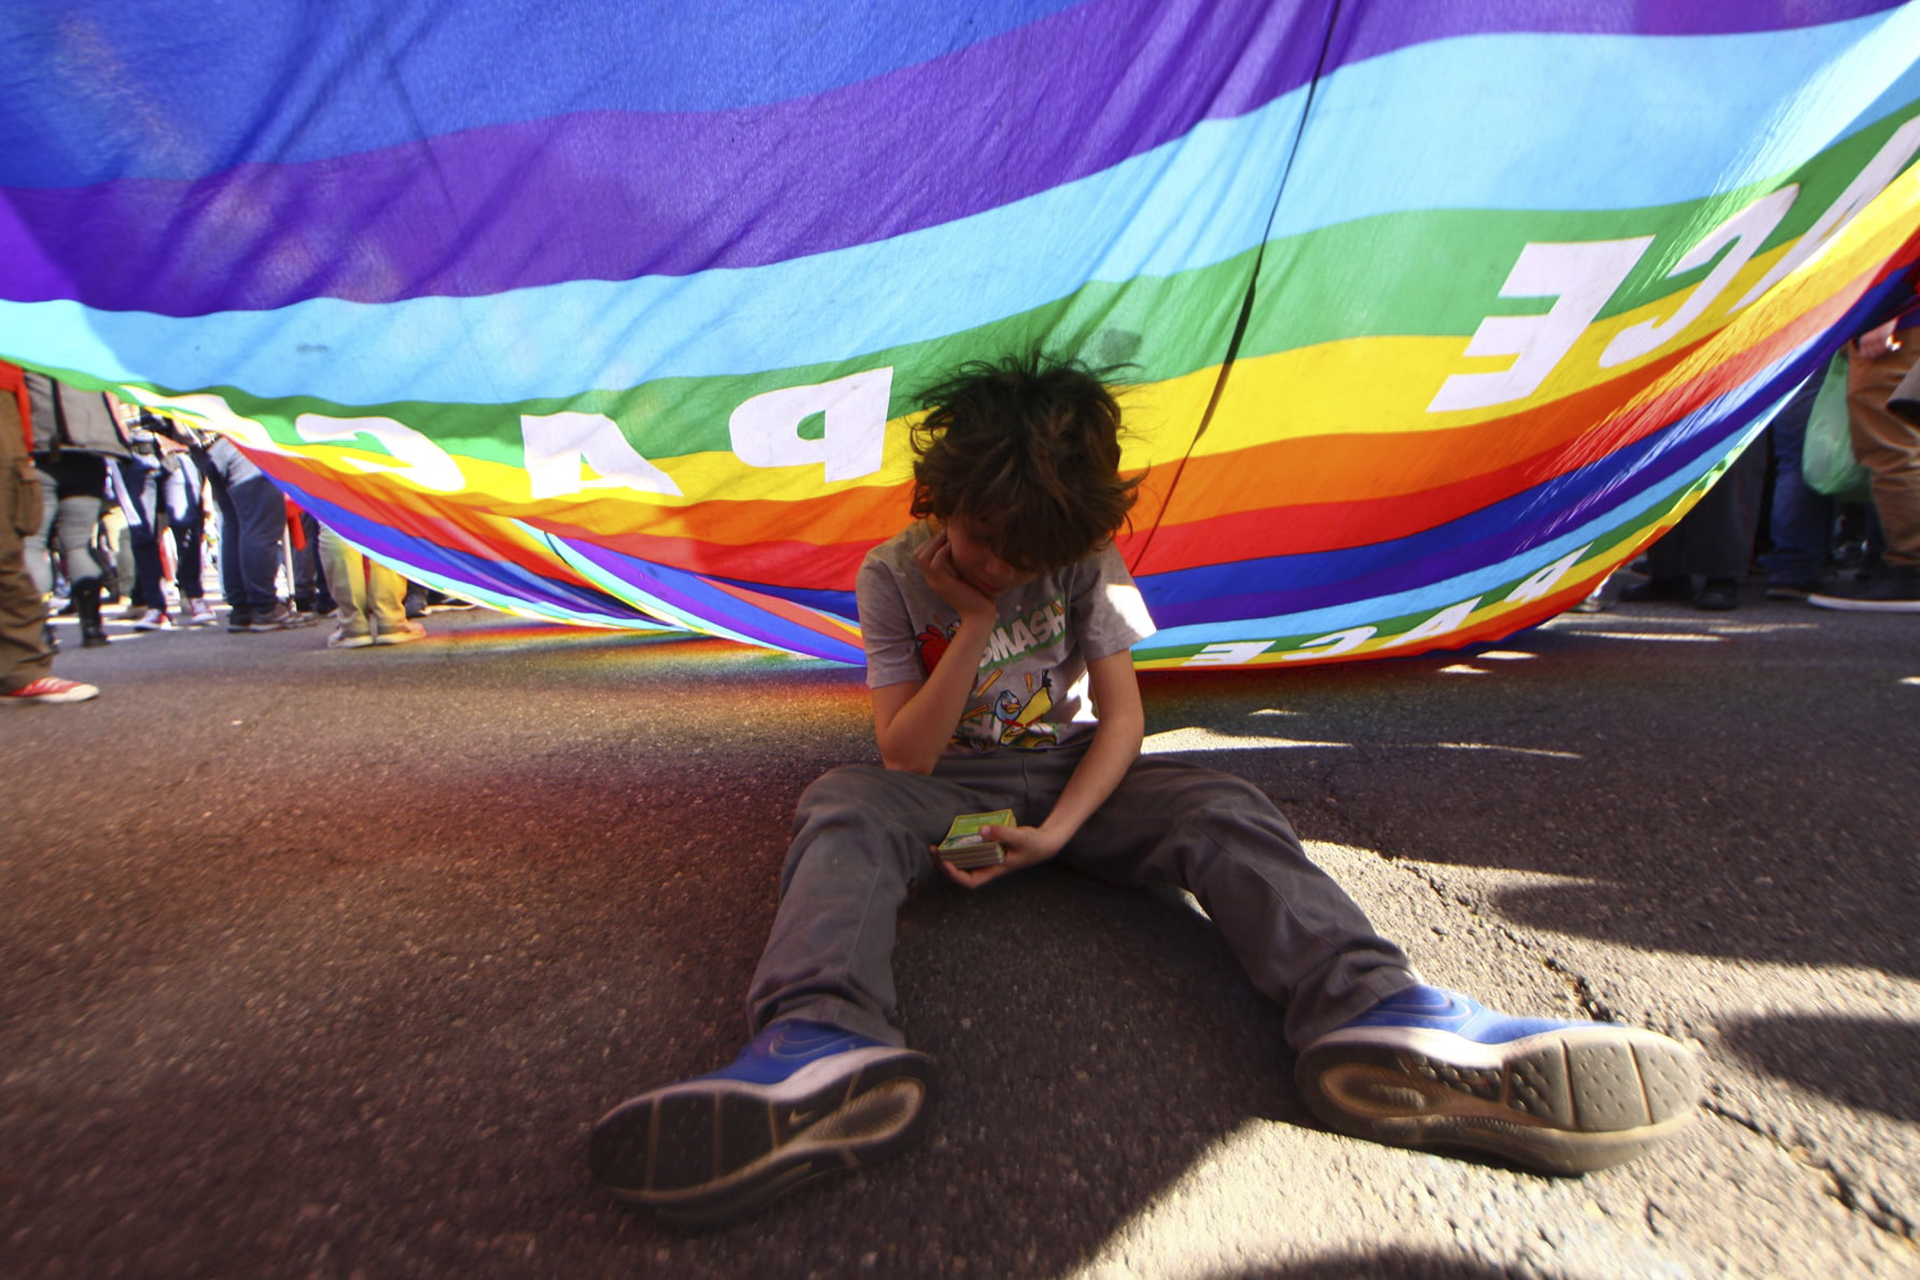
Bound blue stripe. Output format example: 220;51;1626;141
1283;17;1920;221
6;2;1905;189
0;0;1087;186
0;88;1301;400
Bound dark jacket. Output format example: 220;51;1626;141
22;372;130;459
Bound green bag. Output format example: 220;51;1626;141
1801;352;1872;503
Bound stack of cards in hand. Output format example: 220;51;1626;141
938;809;1012;870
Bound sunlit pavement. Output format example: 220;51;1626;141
3;597;1916;1279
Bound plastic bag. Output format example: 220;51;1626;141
1801;353;1872;503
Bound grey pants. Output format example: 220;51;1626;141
748;745;1417;1052
25;458;106;596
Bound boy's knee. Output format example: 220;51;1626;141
791;764;928;850
1164;772;1303;849
1137;760;1279;813
796;763;894;816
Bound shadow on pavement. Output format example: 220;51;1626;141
1225;1256;1519;1278
1486;878;1919;981
1717;1013;1920;1123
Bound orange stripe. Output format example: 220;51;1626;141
1127;273;1875;573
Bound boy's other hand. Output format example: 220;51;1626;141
933;822;1063;890
914;529;998;620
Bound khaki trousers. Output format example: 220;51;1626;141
317;525;408;639
0;394;53;692
1847;326;1920;568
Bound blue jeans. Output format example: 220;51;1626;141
1759;377;1833;589
162;456;208;601
115;458;167;608
206;463;286;613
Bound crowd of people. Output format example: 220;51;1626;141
1;363;446;705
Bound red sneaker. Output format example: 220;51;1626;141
2;676;101;704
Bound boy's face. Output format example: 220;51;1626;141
940;514;1037;597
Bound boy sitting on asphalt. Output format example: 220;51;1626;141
589;353;1700;1230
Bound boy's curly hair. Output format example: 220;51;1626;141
908;352;1141;573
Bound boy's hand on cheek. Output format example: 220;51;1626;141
933;822;1063;891
914;530;997;621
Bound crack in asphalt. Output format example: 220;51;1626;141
1391;861;1623;1022
1538;956;1618;1024
1702;1100;1916;1247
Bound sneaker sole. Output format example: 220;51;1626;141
589;1046;936;1230
1805;594;1920;613
1295;1024;1698;1175
5;687;98;704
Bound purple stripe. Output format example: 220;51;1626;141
1340;0;1901;42
564;538;866;663
4;0;1899;313
1;0;1330;313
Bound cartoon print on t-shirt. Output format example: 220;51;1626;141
951;667;1059;751
917;621;955;673
910;590;1072;751
995;672;1056;746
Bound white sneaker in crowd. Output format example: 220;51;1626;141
373;621;428;646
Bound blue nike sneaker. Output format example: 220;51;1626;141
589;1020;937;1229
1295;985;1699;1174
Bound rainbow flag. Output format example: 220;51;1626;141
4;1;1918;665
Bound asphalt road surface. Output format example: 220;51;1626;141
3;592;1916;1278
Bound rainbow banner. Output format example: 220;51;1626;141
4;2;1918;666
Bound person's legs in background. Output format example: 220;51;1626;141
39;456;109;647
1810;335;1920;609
1759;376;1834;599
318;525;421;648
1847;342;1920;572
115;459;171;628
0;394;94;703
298;511;335;616
290;508;330;617
163;456;214;625
1625;437;1766;611
317;524;373;648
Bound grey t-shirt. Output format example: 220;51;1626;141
857;521;1157;753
